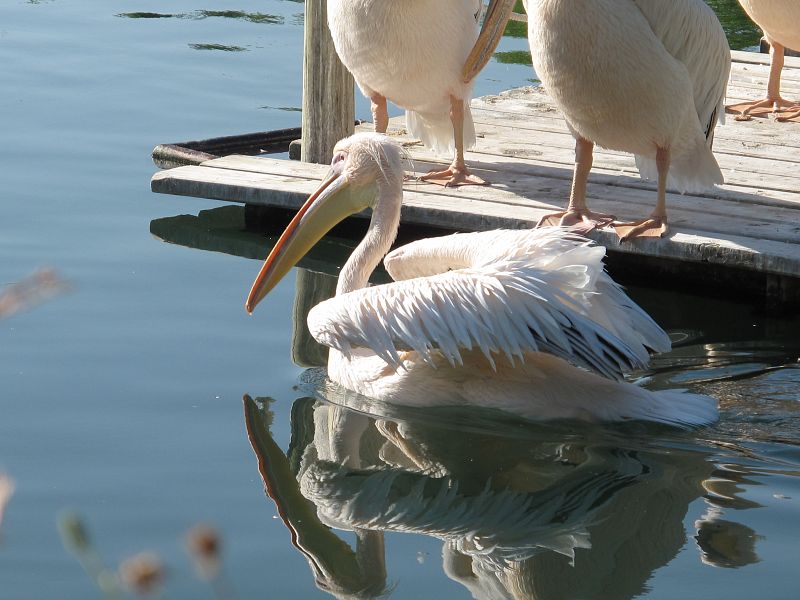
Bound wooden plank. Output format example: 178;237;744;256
152;157;800;279
467;104;800;156
469;84;800;142
355;122;800;200
730;49;800;68
154;155;800;244
468;90;800;159
204;154;800;215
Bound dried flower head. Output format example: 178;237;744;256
119;552;166;597
185;523;221;580
0;268;70;319
57;511;92;556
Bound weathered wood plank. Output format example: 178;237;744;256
468;90;800;158
730;49;800;68
470;87;800;150
358;124;800;200
151;158;800;280
415;124;800;192
154;155;800;244
204;154;800;213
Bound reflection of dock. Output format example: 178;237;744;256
152;50;800;308
150;206;356;278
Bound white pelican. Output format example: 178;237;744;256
246;133;718;427
525;0;731;240
326;0;516;187
728;0;800;121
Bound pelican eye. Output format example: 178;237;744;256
331;150;347;166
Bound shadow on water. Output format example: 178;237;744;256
188;43;248;52
116;8;295;52
116;10;286;25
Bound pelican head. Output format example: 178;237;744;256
246;133;405;313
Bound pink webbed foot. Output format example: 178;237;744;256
419;165;488;188
727;97;800;122
537;209;615;235
776;105;800;123
614;217;669;242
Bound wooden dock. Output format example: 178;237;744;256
151;50;800;308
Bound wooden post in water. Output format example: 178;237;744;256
291;268;337;368
301;0;355;164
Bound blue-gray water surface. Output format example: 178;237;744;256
1;1;799;599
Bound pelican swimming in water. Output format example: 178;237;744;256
326;0;516;187
728;0;800;122
525;0;731;240
246;133;718;427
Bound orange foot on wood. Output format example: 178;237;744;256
537;210;615;235
419;166;488;188
614;217;669;242
726;97;800;122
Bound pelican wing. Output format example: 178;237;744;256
307;229;670;380
629;0;731;139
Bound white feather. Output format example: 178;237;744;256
312;228;669;380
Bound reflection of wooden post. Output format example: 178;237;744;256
302;0;355;164
291;268;338;367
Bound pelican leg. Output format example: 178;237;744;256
537;138;615;234
372;94;413;180
419;96;488;188
727;42;799;121
371;94;389;133
614;147;670;242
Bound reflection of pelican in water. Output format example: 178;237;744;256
244;394;759;600
246;133;717;426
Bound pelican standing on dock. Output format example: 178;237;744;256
326;0;516;187
246;133;718;427
728;0;800;121
526;0;731;240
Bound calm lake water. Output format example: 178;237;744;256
1;1;798;598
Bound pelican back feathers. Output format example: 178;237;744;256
307;228;670;380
